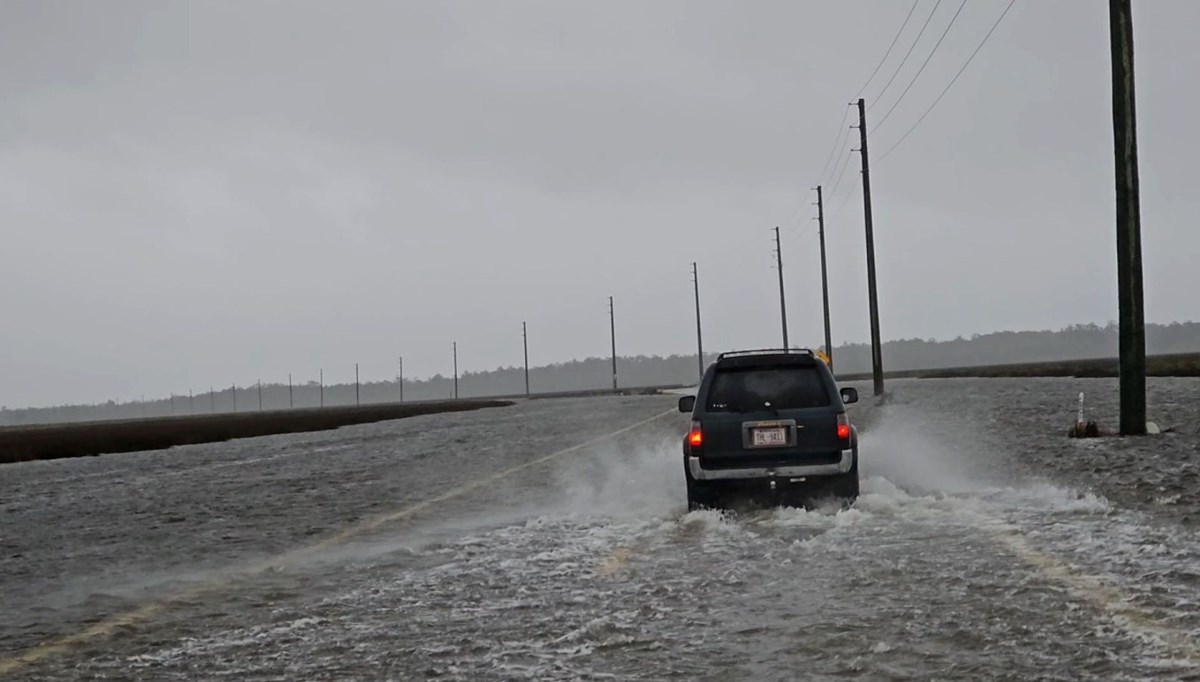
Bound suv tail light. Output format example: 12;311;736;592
687;420;704;451
837;413;851;442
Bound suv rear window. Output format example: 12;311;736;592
705;366;830;411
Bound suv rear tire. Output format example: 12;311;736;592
815;453;859;506
684;460;719;511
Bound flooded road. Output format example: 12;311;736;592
3;379;1200;680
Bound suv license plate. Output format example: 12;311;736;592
752;427;787;447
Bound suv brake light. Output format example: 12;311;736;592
688;421;703;449
837;413;851;441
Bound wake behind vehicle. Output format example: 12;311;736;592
678;349;860;510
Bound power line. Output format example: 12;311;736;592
815;0;921;187
798;1;931;233
778;202;808;231
816;107;852;183
854;0;923;100
830;181;860;218
822;105;867;213
785;218;820;248
824;186;854;221
877;0;1019;164
870;0;944;111
827;148;855;200
874;0;969;131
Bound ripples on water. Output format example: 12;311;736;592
13;380;1200;680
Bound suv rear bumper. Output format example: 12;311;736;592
688;449;853;481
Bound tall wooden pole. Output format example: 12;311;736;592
523;323;530;396
1110;0;1146;435
856;98;885;396
692;262;704;380
815;185;834;370
774;227;789;349
609;297;618;390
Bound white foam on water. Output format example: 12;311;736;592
111;405;1199;679
846;403;1200;669
982;480;1112;514
764;504;848;530
123;615;332;669
676;507;739;532
443;411;1196;674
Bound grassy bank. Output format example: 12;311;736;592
835;352;1200;381
0;400;512;465
486;384;691;401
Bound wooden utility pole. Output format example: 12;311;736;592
319;369;324;408
692;262;704;380
523;322;530;396
774;227;789;349
452;343;458;399
1110;0;1146;435
355;364;361;406
609;297;618;390
398;357;404;403
815;185;834;370
855;98;885;396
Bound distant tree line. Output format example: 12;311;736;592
3;321;1198;426
829;321;1200;375
0;354;706;427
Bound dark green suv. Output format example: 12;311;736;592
677;349;860;510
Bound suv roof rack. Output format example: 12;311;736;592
716;348;814;360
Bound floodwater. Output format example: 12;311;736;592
2;378;1199;680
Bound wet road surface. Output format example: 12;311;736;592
2;380;1200;680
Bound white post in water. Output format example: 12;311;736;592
1070;392;1101;438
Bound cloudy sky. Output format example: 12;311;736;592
2;0;1198;408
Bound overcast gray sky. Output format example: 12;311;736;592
2;0;1198;408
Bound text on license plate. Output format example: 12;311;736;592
752;427;787;446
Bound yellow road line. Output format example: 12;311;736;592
991;525;1200;665
596;547;634;577
0;408;677;676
